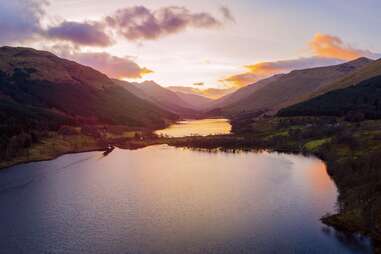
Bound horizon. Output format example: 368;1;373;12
2;0;381;98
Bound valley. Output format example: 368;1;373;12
3;1;381;253
1;46;381;253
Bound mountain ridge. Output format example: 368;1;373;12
209;57;374;116
0;46;178;128
115;79;203;117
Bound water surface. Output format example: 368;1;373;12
155;118;231;137
0;145;372;253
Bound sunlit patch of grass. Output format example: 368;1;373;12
304;138;331;151
105;131;140;139
0;133;101;169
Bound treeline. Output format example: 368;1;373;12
278;75;381;120
0;68;176;128
0;99;71;160
0;66;176;162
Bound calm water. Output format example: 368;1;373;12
155;118;231;137
0;146;372;253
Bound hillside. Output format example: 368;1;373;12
278;75;381;119
0;47;178;128
285;58;381;108
116;79;202;117
311;58;381;97
207;74;284;110
172;91;213;110
210;58;373;116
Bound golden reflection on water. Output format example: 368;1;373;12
155;118;231;137
1;145;372;253
92;146;338;252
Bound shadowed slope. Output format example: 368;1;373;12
0;46;178;128
210;58;373;116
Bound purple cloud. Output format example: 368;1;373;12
0;0;45;44
105;6;222;41
1;2;231;46
46;21;113;47
220;6;235;23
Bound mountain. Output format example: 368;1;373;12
278;75;381;119
171;91;213;110
210;58;374;116
168;86;235;100
115;79;202;117
310;58;381;97
0;46;177;129
113;79;148;101
207;74;284;110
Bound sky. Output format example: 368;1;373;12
1;0;381;98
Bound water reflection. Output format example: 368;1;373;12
0;145;372;253
155;118;231;137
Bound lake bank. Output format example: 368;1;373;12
0;144;372;253
180;117;381;252
0;118;233;170
1;117;380;252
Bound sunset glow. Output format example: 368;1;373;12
2;0;381;96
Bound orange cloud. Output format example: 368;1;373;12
245;63;285;76
222;33;380;89
222;63;286;87
222;72;260;88
309;33;376;60
221;56;343;88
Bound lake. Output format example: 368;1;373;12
155;118;232;137
0;145;372;253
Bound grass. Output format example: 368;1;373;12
105;131;140;139
304;138;331;151
0;133;102;169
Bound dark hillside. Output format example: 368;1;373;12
279;75;381;120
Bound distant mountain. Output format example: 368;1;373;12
278;75;381;119
173;91;213;111
210;58;374;116
0;46;177;129
168;86;235;100
115;79;202;117
113;79;149;101
207;74;285;110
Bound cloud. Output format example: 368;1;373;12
56;48;153;79
169;86;234;99
105;6;222;41
222;57;344;88
193;82;204;86
222;72;262;88
45;21;113;47
0;0;46;44
223;33;381;88
1;1;227;47
309;33;380;60
220;6;235;23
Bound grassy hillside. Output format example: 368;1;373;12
0;47;177;127
207;74;284;110
0;46;178;161
312;58;381;97
211;58;373;116
279;75;381;119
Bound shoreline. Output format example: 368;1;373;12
0;147;106;171
0;132;379;251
